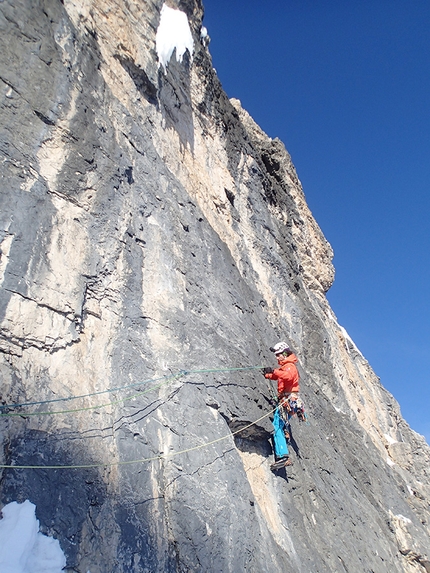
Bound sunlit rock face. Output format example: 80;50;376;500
0;1;429;572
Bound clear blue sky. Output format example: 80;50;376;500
202;0;430;442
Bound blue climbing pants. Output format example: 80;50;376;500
272;407;289;458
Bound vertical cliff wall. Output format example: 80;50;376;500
0;1;429;572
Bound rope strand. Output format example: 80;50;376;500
0;365;264;414
0;406;276;470
0;372;186;418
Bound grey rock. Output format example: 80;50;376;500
0;1;429;572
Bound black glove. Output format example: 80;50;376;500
262;367;274;375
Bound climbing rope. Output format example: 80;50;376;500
0;373;170;410
0;372;186;418
0;406;277;470
0;365;263;415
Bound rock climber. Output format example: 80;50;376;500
262;341;305;471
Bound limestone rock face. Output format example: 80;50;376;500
0;1;429;572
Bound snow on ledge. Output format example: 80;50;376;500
395;514;412;524
384;433;398;445
386;457;396;467
326;310;364;358
156;4;194;72
339;325;362;356
0;500;66;572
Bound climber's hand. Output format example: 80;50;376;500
262;367;274;375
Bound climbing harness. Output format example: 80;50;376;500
279;393;308;423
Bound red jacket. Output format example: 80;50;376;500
265;354;300;397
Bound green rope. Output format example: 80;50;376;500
0;373;170;410
0;406;276;470
0;372;185;418
0;366;264;418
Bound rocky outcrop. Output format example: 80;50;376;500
0;1;429;572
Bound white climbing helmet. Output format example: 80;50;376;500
271;341;290;355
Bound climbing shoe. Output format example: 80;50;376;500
270;457;292;471
297;409;305;422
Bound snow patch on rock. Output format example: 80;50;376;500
339;325;361;355
0;500;66;573
384;433;398;445
395;514;412;524
156;4;194;72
